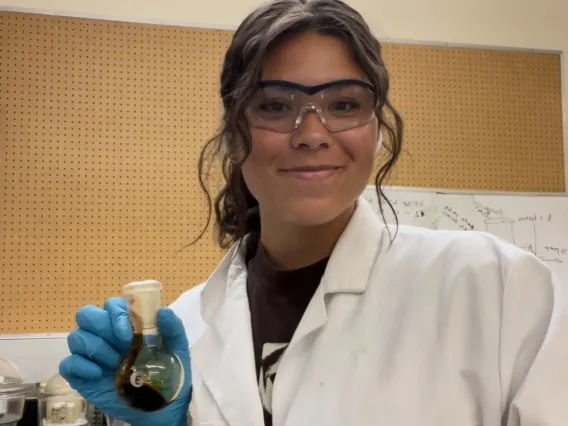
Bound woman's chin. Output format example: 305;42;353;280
276;198;356;228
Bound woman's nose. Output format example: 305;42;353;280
291;110;331;150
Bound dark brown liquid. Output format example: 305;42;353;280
115;333;170;412
116;381;169;412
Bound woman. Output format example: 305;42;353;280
59;0;568;425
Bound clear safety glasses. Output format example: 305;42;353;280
245;79;377;133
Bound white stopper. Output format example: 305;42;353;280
122;280;162;333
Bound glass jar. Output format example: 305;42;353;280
0;357;34;426
37;374;92;426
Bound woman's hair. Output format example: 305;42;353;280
195;0;404;249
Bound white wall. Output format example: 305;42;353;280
0;0;567;383
0;0;566;50
0;334;69;384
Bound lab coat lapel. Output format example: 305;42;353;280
191;242;265;426
321;196;385;294
272;197;385;424
291;196;385;341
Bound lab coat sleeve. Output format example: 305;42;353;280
501;251;568;425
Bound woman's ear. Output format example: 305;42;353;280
376;129;383;153
221;132;231;155
222;132;238;164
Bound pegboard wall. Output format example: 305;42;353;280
0;12;565;333
382;44;564;190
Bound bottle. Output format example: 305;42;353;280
114;280;185;412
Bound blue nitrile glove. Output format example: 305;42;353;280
59;298;191;426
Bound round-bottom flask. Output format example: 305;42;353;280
114;280;185;412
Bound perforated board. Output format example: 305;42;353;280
381;44;564;191
0;12;564;333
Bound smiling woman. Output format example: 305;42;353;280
59;1;568;425
196;4;403;265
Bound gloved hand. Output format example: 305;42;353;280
59;298;191;426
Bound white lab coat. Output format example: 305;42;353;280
115;197;568;426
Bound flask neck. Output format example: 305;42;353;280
139;328;164;347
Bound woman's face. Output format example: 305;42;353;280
241;32;379;228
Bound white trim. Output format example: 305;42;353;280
374;36;562;54
0;333;69;340
561;51;568;191
379;185;568;197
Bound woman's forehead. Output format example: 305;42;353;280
261;32;367;86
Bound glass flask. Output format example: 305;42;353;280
114;280;185;412
0;357;34;426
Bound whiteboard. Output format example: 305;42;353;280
362;186;568;283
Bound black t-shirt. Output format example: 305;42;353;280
245;233;329;426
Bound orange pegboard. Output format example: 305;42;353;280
0;12;564;333
0;12;231;333
380;44;564;191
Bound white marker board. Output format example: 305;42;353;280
363;186;568;283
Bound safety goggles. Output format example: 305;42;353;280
245;79;377;133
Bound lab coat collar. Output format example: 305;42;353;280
200;195;385;322
319;195;384;295
199;239;247;324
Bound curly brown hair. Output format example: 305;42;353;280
195;0;403;249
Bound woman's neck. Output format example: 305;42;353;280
258;204;355;271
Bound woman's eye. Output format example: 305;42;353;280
331;101;360;112
259;102;290;112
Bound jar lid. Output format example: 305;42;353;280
39;373;81;397
0;358;34;398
